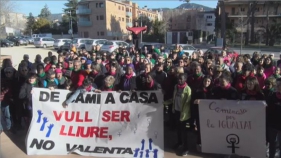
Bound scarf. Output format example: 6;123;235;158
177;82;187;89
203;87;208;93
92;71;99;77
85;85;92;92
104;85;114;91
256;73;263;77
273;74;281;78
31;81;37;87
120;61;125;66
194;72;202;78
110;71;116;76
68;67;74;71
73;69;80;72
147;80;154;88
38;72;45;77
125;73;133;79
276;92;281;99
222;83;231;90
246;89;257;95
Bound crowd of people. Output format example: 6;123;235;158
0;44;281;157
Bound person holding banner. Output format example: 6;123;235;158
193;75;214;150
62;78;101;108
266;78;281;158
212;71;239;100
240;76;264;100
101;75;116;91
165;73;192;156
19;73;40;126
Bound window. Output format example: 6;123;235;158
118;6;120;10
99;2;104;8
206;23;212;26
97;32;99;36
100;15;104;20
119;17;121;21
96;3;98;8
256;7;260;12
207;16;212;19
100;32;104;36
122;7;124;11
126;18;129;23
241;8;245;12
96;16;99;20
122;18;124;22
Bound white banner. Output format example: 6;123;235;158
199;100;266;158
26;88;164;158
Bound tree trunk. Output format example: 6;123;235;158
265;3;269;46
250;11;255;43
220;1;226;49
245;3;251;46
269;38;275;46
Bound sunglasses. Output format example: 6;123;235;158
22;69;28;72
5;71;12;74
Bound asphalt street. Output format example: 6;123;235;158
0;45;274;158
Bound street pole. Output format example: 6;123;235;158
240;12;243;55
140;14;143;44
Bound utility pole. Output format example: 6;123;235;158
220;0;226;49
140;13;143;44
69;10;73;39
240;13;243;55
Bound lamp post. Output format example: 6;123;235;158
238;12;244;55
140;13;143;43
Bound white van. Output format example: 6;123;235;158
53;39;72;50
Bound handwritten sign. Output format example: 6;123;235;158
199;100;266;158
26;88;164;158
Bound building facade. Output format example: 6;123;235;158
76;0;162;40
0;12;27;36
223;1;281;34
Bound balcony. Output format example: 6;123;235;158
76;8;91;15
78;21;92;27
126;22;132;27
126;12;132;17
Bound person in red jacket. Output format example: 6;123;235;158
70;60;86;90
235;63;255;92
44;55;58;72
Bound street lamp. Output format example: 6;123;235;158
68;10;73;39
238;12;245;55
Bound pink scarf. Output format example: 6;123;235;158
177;82;187;89
222;83;231;90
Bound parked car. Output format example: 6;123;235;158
204;47;239;59
6;36;27;46
53;38;72;50
60;41;72;51
19;37;28;45
34;37;55;48
169;44;196;56
72;38;91;49
24;37;34;44
101;40;130;53
0;39;14;47
85;39;107;52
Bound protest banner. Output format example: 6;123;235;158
199;100;266;158
26;88;164;158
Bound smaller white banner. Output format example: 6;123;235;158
199;100;266;158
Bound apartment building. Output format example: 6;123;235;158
76;0;162;40
167;8;202;31
223;1;281;33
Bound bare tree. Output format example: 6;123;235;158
0;0;18;36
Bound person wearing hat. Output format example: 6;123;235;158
102;75;116;91
80;57;87;69
84;60;93;74
62;77;100;108
55;69;67;89
117;64;137;91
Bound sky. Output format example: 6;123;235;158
16;0;218;16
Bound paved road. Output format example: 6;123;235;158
0;45;268;158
